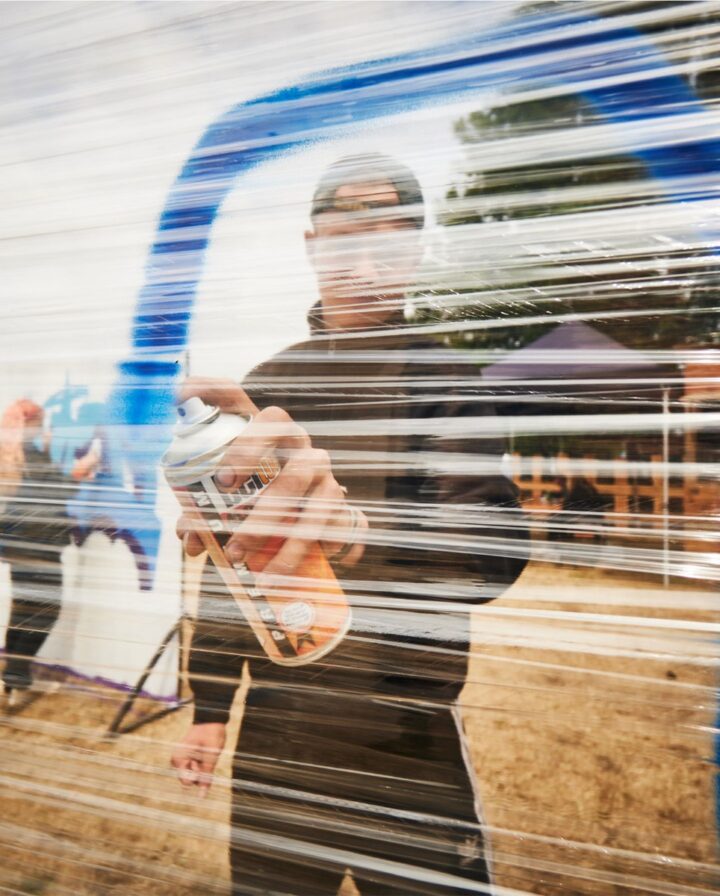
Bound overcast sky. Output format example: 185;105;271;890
0;1;518;410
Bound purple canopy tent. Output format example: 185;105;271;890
481;319;669;388
482;320;679;581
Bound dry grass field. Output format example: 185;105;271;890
0;560;716;896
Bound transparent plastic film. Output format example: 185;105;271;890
0;2;718;896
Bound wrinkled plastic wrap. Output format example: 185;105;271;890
1;2;719;894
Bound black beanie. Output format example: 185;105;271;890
311;153;424;228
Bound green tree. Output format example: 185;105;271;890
422;86;719;351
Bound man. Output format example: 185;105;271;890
172;154;529;895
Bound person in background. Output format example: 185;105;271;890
0;398;100;704
172;154;529;895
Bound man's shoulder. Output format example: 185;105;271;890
240;328;488;415
243;335;318;379
240;336;322;411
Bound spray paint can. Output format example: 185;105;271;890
162;396;351;666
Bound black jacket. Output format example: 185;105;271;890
0;443;75;578
189;315;529;722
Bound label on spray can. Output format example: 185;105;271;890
162;395;351;666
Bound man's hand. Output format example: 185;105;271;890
171;722;226;797
176;377;367;573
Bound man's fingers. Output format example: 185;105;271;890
176;516;206;557
183;531;206;557
214;407;311;492
320;501;361;557
257;479;345;578
172;725;226;797
180;377;257;416
179;762;200;789
172;749;201;789
257;534;314;583
224;449;334;559
322;505;368;568
195;748;221;797
173;750;218;792
199;751;220;776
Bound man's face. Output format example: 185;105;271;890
306;179;423;331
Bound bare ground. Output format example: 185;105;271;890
0;561;717;896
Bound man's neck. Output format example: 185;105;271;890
309;300;406;335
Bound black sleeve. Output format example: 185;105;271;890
424;388;530;597
185;369;286;712
347;363;530;603
2;446;81;561
188;562;254;724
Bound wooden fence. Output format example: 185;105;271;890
508;452;718;551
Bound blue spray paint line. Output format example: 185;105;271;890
91;8;717;603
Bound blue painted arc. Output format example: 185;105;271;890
105;10;719;550
130;15;719;369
